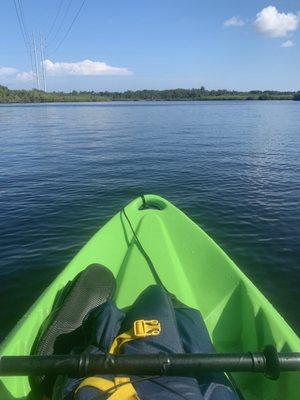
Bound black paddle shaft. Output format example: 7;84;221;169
0;348;299;380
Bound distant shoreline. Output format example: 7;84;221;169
1;85;299;103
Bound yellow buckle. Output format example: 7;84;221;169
133;320;161;337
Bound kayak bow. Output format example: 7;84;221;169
0;195;299;399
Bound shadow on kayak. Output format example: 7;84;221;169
0;382;26;400
212;283;277;350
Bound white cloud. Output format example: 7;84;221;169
0;67;34;82
43;59;132;76
0;67;18;76
254;6;299;38
16;71;35;81
281;39;295;47
223;16;245;27
0;59;132;87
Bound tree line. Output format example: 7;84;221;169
0;85;299;103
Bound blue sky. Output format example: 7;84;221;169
0;0;300;91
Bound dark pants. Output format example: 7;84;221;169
120;285;239;400
53;285;239;400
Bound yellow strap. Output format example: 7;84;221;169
115;376;131;386
75;376;114;393
108;377;140;400
75;320;161;399
109;319;161;354
75;376;139;399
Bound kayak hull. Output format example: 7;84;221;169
0;195;299;399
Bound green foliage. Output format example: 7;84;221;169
293;92;300;101
0;85;296;103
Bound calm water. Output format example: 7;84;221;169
0;101;299;340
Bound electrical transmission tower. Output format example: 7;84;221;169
14;0;87;92
32;34;41;90
31;33;47;91
40;33;47;92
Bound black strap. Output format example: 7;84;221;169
141;194;147;209
263;345;280;380
122;206;166;289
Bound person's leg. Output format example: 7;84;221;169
120;284;184;353
121;285;204;400
172;296;214;354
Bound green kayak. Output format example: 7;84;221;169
0;195;299;399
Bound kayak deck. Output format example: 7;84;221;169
0;195;299;399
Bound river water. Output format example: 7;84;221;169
0;101;299;339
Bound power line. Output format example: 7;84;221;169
13;1;46;90
18;1;37;85
13;0;35;83
13;0;29;49
46;0;74;49
46;0;66;41
17;0;30;44
13;0;88;90
48;0;87;55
